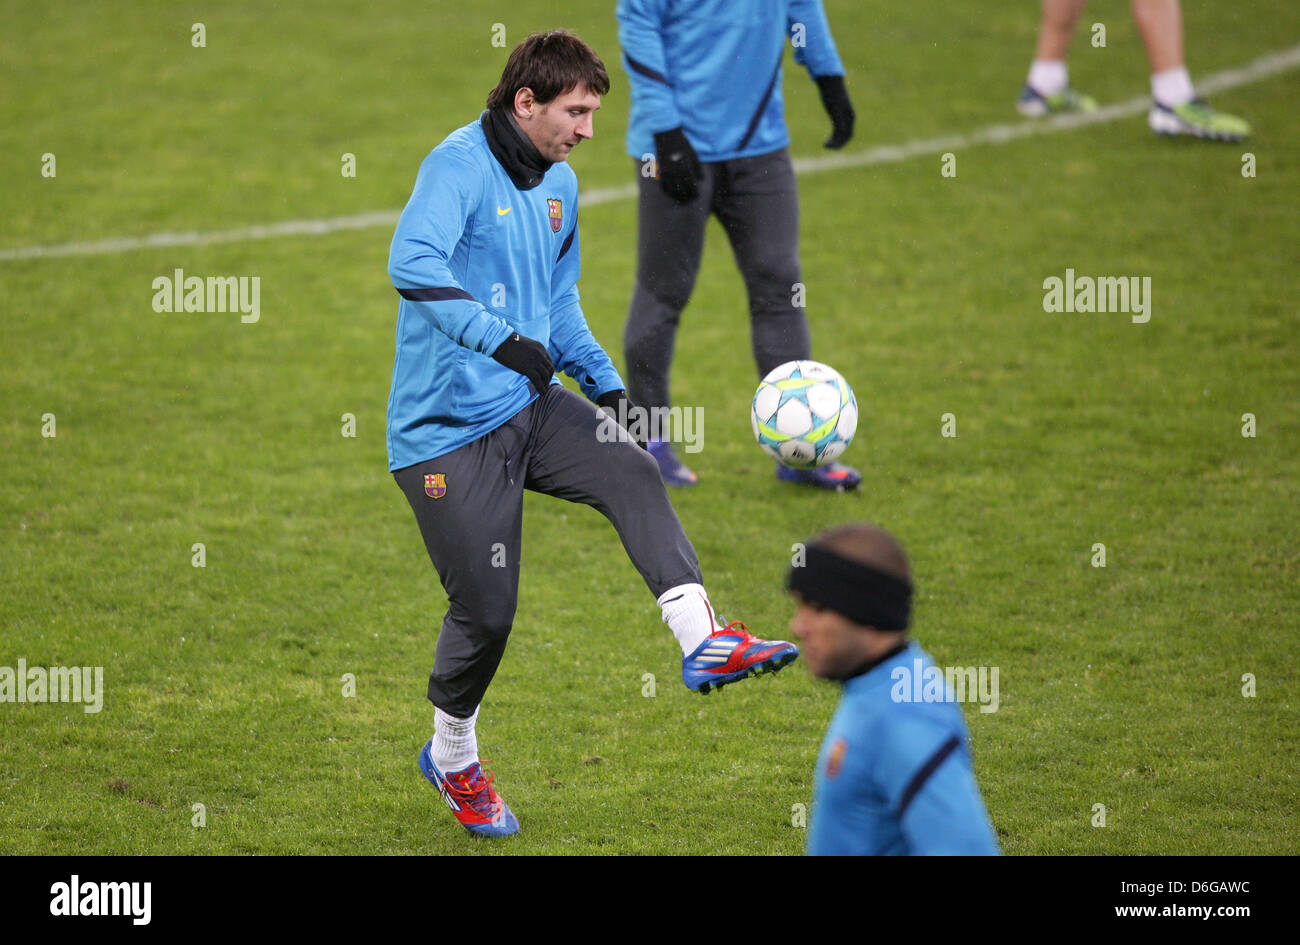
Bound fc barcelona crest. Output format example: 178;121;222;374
547;198;563;233
424;473;446;499
826;738;847;778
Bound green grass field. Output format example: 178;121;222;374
1;0;1296;855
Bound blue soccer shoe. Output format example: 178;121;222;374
776;460;862;492
418;739;520;837
649;439;699;487
682;621;799;694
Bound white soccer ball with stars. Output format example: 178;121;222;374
750;360;858;469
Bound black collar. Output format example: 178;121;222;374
481;108;552;190
842;640;909;683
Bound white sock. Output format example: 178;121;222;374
1151;67;1194;108
658;583;721;655
1027;59;1069;97
431;706;479;774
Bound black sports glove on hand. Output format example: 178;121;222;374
815;75;855;149
596;389;648;451
491;332;554;392
653;128;703;203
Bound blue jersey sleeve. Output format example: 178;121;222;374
788;0;846;78
873;713;1001;855
388;148;515;356
547;214;625;401
617;0;683;139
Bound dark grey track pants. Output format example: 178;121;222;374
394;384;703;717
623;147;812;412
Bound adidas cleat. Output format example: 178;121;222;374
683;621;799;694
418;739;520;837
776;460;862;492
1016;83;1098;117
648;439;699;487
1148;98;1250;142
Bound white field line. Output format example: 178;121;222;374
2;43;1297;263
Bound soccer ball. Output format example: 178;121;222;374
751;360;858;469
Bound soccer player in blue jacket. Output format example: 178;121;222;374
617;0;862;491
387;31;800;838
787;523;1001;855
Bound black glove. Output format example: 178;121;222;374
596;389;648;450
653;127;703;203
815;75;855;149
491;332;554;391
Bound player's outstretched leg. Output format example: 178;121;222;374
524;387;799;692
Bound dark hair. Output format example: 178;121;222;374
814;523;912;584
486;30;610;111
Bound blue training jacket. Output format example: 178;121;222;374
807;642;1002;856
386;116;624;471
618;0;846;163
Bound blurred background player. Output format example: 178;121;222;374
388;31;799;838
787;523;1000;855
1017;0;1251;141
617;0;862;490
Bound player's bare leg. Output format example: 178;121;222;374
1132;0;1183;73
1034;0;1088;63
1018;0;1097;115
1134;0;1251;139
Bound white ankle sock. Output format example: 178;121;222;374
1027;59;1068;96
658;583;721;655
432;706;479;773
1152;67;1194;108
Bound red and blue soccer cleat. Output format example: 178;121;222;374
682;621;799;694
418;739;520;837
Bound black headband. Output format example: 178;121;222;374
787;543;913;631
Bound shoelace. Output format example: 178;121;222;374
446;763;502;818
719;620;751;638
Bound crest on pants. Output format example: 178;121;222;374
547;198;563;233
424;473;446;499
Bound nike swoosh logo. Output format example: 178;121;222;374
497;206;511;216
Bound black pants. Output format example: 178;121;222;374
623;147;812;413
394;385;703;717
